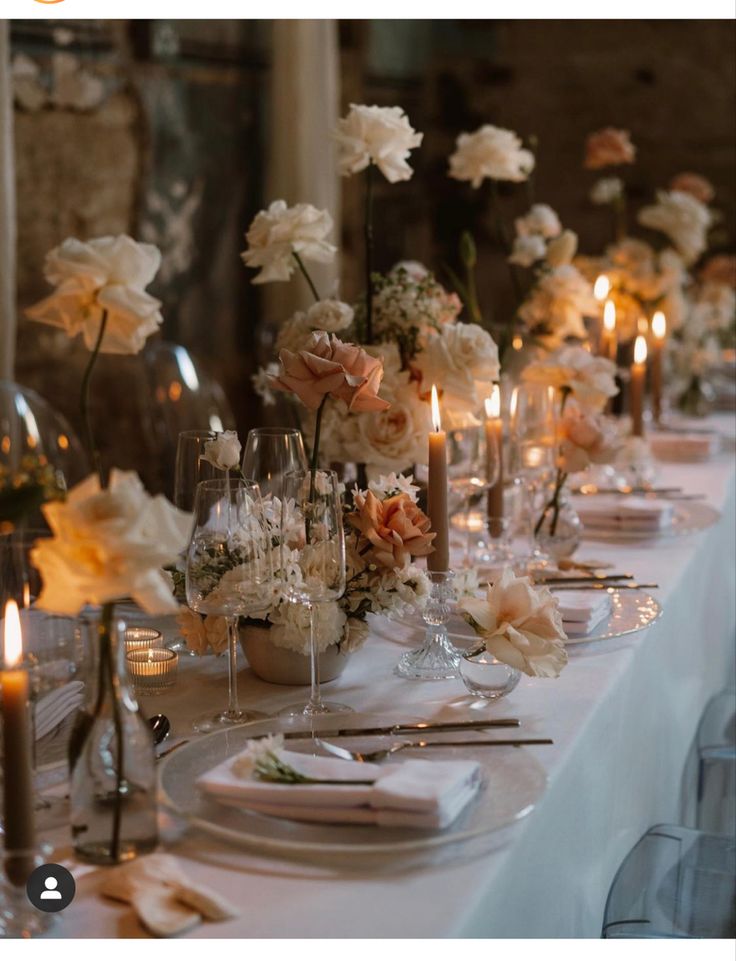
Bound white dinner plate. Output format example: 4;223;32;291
393;589;661;648
576;500;720;542
158;713;547;869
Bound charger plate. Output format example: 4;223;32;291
576;500;720;542
158;714;546;868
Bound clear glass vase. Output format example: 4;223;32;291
460;646;521;700
68;607;157;864
676;374;715;418
534;493;582;561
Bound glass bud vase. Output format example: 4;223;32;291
534;493;582;561
69;607;158;864
460;645;521;701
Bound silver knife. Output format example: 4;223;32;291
550;582;658;591
283;718;520;739
534;573;635;584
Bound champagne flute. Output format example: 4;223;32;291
279;469;347;717
186;478;273;731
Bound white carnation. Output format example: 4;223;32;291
515;204;561;239
518;265;596;348
334;104;423;183
269;599;347;655
590;177;623;205
638;190;712;265
241;200;336;284
449;124;535;187
509;234;546;267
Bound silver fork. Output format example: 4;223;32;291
315;736;553;763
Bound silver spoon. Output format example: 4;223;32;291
148;713;171;746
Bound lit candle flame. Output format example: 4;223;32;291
634;334;648;365
603;299;616;332
594;275;610;301
512;334;523;351
485;384;501;420
430;385;442;432
509;386;519;421
3;600;22;669
652;310;666;340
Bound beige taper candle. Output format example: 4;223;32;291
631;335;648;437
484;387;504;537
651;310;666;424
427;386;450;572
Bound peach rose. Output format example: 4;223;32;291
347;490;435;569
557;404;622;474
271;331;391;412
700;255;736;290
670;172;715;205
584;128;636;170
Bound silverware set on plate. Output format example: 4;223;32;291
531;572;659;591
574;484;704;501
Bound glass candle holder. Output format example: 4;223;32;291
123;627;163;654
125;648;178;696
0;843;54;938
395;570;459;680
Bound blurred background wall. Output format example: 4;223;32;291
5;18;736;486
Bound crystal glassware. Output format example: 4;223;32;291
460;644;521;701
0;843;54;937
278;469;348;716
173;429;220;512
185;477;273;731
395;570;459;680
242;427;307;499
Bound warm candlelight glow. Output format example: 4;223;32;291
652;311;667;340
603;299;616;332
509;386;519;421
512;334;523;351
594;275;610;301
485;385;501;419
634;334;648;365
638;316;648;335
3;600;22;669
430;384;442;432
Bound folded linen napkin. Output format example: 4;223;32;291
576;496;675;531
34;680;84;741
650;430;720;462
556;591;612;637
100;853;240;937
198;748;482;830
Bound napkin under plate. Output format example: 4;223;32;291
650;430;720;462
576;496;675;531
198;748;482;830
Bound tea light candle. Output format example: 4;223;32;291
124;627;163;654
126;648;178;696
631;334;648;437
651;310;666;424
1;600;36;885
484;386;504;537
427;385;449;573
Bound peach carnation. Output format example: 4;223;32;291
584;128;636;170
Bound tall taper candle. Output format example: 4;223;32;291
484;387;504;537
2;600;36;885
631;335;648;437
651;310;666;424
427;385;449;572
601;299;617;362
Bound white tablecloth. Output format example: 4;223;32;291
46;418;736;939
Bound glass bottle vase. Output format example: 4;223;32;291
68;606;158;864
534;492;582;561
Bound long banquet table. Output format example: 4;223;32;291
45;416;736;939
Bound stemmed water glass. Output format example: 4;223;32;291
446;425;501;566
173;429;220;512
279;469;347;717
185;478;273;732
242;428;307;499
509;384;558;570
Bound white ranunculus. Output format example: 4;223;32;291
241;200;336;284
202;430;242;471
638;190;712;265
522;345;618;411
545;230;578;267
460;567;568;678
518;265;596;348
31;470;192;616
343;381;431;474
515;204;561;239
334;104;423;183
448;124;535;187
415;323;500;412
25;235;163;355
509;235;547;267
269;599;347;655
590;177;623;205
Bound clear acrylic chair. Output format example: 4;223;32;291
696;690;736;836
602;824;736;938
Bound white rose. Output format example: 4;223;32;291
201;430;242;471
305;298;354;335
590;177;623;205
522;345;619;411
31;470;192;615
415;323;500;412
518;266;596;348
343;381;431;473
509;235;546;268
241;200;336;284
26;234;163;355
638;190;712;265
515;204;561;239
545;230;578;268
460;567;568;678
334;104;423;183
448;124;535;187
269;599;347;655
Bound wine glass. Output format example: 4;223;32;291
185;478;273;732
509;384;558;569
279;469;347;717
446;426;500;564
242;428;307;500
173;429;220;512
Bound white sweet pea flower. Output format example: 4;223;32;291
334;104;423;183
460;567;568;678
449;124;535;187
31;470;192;616
26;234;163;355
515;204;561;239
638;190;712;266
508;234;547;267
202;431;242;472
241;200;336;284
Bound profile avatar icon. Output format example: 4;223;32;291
40;876;63;900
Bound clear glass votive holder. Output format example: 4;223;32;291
467;516;514;570
460;646;521;701
0;844;54;938
125;648;178;696
123;627;163;654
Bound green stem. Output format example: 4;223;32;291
465;258;483;327
292;251;321;303
364;164;374;344
310;396;328;473
80;310;108;486
99;601;124;863
488;179;524;305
